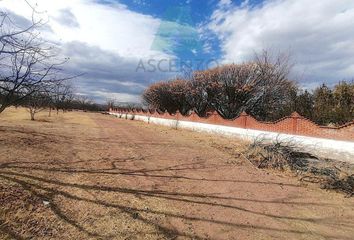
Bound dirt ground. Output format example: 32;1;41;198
0;108;353;240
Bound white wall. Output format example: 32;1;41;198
110;113;354;163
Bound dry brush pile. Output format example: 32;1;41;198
244;139;354;197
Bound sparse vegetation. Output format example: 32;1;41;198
245;139;354;197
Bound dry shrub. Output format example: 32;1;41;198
142;79;191;115
245;138;310;170
321;175;354;197
302;165;354;197
245;138;354;197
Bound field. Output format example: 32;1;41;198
0;108;354;240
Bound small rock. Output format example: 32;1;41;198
43;200;50;206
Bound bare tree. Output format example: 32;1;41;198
142;79;191;114
248;49;296;120
0;6;74;114
106;98;116;111
75;95;93;111
50;81;73;115
24;89;51;120
202;63;260;118
142;49;295;120
187;70;216;116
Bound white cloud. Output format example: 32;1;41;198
218;0;232;7
0;0;163;58
208;0;354;86
0;0;176;103
89;90;141;103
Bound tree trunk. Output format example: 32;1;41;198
30;109;35;121
0;103;8;114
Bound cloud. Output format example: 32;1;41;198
0;0;176;103
208;0;354;87
61;41;173;103
218;0;232;7
54;8;80;28
0;0;164;58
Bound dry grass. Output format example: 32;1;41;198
1;107;52;121
1;108;354;239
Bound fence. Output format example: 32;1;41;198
110;108;354;142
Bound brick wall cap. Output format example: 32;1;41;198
320;121;354;129
291;112;303;118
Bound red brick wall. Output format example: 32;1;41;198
110;109;354;142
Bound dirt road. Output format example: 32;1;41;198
0;109;353;239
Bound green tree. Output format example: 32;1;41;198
295;90;314;119
313;84;336;125
333;81;354;124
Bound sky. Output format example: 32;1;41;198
1;0;354;103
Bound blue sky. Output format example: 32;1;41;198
115;0;260;68
119;0;225;69
1;0;354;103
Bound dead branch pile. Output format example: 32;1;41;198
244;139;354;197
244;139;310;170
